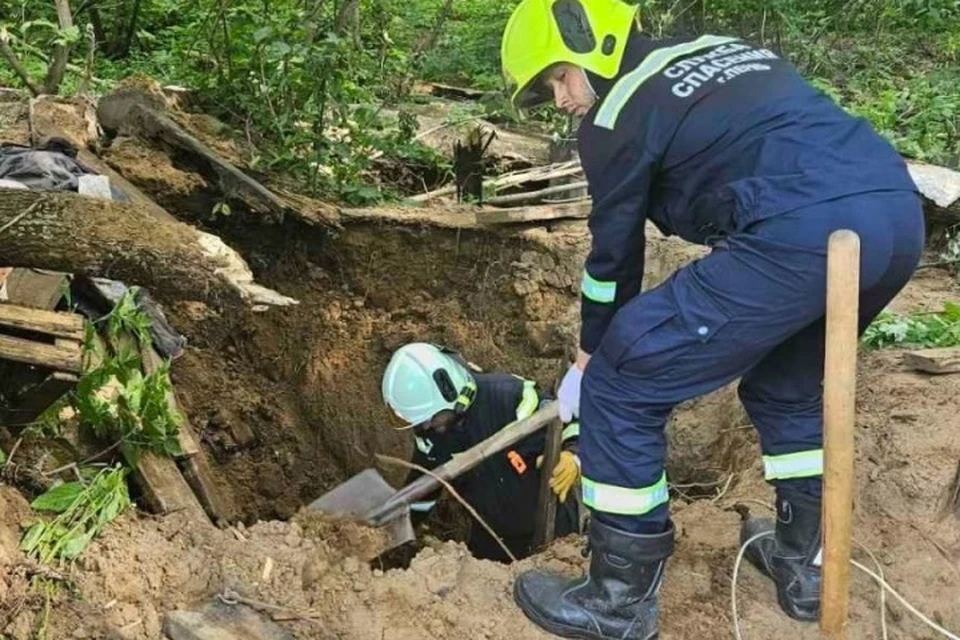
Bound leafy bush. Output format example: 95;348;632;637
21;465;131;564
862;302;960;348
72;288;182;465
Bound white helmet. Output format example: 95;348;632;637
382;343;477;427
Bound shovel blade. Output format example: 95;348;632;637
307;468;416;554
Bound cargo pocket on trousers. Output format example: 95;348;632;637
606;277;731;377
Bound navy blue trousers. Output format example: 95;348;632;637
579;190;925;534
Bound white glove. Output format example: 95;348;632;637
557;363;583;423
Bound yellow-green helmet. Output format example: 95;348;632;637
501;0;639;110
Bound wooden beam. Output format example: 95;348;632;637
532;417;562;550
0;333;81;372
903;347;960;375
339;201;591;229
478;201;590;225
3;371;77;425
0;304;85;340
96;330;207;521
141;343;231;522
133;450;207;519
5;269;69;310
126;103;295;222
140;345;199;457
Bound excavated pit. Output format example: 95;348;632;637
162;202;748;529
95;131;754;540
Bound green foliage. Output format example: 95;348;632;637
20;465;131;565
862;302;960;348
393;0;516;90
4;0;959;195
72;289;182;465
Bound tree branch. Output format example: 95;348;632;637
0;28;42;96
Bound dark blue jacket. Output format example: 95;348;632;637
577;32;919;353
407;373;571;538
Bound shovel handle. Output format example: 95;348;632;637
820;229;860;639
368;402;560;525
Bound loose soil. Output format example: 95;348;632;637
2;108;959;640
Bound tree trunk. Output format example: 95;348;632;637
42;0;76;95
0;189;237;304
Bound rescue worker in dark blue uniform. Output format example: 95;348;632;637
381;342;582;562
500;1;924;638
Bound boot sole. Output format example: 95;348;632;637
512;580;658;640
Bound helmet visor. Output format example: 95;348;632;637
506;67;556;110
386;406;420;431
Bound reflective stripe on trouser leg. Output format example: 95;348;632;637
582;472;668;515
763;449;823;480
579;353;675;533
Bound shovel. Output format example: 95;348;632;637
308;402;559;556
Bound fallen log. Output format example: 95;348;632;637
98;84;336;227
125;103;297;221
0;189;297;306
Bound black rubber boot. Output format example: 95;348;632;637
740;486;822;621
513;518;674;640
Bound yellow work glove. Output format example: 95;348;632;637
536;450;581;503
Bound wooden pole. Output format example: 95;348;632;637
820;229;861;638
532;418;563;550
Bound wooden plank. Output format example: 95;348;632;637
140;346;199;457
133;450;206;519
5;371;77;425
0;304;85;340
339;200;591;229
141;343;231;522
179;455;230;524
478;201;590;225
904;347;960;375
99;330;207;522
532;417;562;551
164;601;297;640
128;103;294;221
5;269;69;310
0;333;81;372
